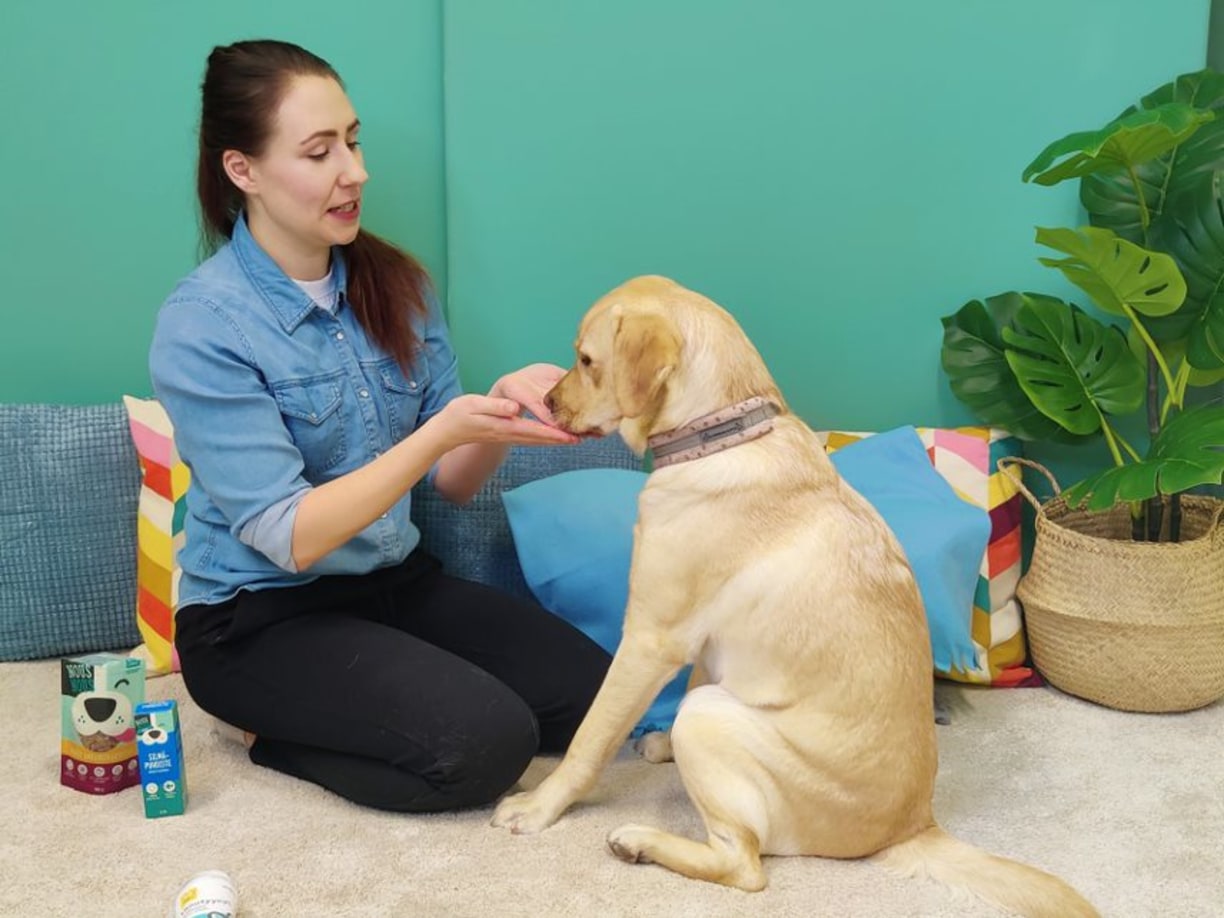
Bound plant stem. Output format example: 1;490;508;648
1161;359;1192;424
1145;350;1164;542
1125;308;1180;403
1127;164;1161;541
1165;361;1189;542
1130;502;1145;542
1099;416;1128;468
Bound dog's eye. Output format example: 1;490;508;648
579;354;592;367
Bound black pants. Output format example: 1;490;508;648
174;551;611;813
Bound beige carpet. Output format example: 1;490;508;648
3;659;1220;918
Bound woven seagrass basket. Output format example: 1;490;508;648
1001;458;1224;713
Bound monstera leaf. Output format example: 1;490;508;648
941;294;1090;443
1082;70;1224;244
1063;402;1224;510
1022;102;1214;189
1035;226;1186;319
1147;172;1224;369
1002;297;1145;435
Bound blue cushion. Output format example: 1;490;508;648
502;426;988;729
828;426;987;673
0;404;142;661
412;436;641;597
502;467;687;736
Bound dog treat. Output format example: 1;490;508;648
60;653;146;794
172;869;237;918
136;699;188;817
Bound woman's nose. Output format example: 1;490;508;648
342;148;368;186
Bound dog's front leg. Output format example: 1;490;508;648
492;631;682;834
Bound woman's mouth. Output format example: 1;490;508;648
328;201;360;222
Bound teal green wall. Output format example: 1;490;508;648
0;0;1212;491
443;1;1210;443
0;0;445;404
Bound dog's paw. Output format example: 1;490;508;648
607;823;657;864
634;730;673;764
491;789;563;835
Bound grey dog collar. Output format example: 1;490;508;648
648;396;781;468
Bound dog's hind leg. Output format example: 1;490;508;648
607;685;774;891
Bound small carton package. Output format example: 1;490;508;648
135;699;188;818
60;653;146;794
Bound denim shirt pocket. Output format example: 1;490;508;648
374;357;431;443
271;369;348;478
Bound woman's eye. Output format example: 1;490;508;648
347;140;361;151
307;150;328;161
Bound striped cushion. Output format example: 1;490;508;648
819;426;1035;687
122;397;188;676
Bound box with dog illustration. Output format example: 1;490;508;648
135;699;187;818
60;653;146;794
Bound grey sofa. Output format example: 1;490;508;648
0;402;641;663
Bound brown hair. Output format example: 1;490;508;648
196;39;427;368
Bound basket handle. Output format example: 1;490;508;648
996;457;1062;512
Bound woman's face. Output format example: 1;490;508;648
230;74;368;279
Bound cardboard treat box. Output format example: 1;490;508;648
135;699;188;818
60;653;146;794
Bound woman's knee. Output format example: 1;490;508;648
394;689;540;810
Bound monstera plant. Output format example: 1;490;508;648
941;68;1224;541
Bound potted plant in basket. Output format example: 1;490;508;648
939;68;1224;713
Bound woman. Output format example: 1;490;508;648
150;39;611;812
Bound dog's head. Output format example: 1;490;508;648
546;275;783;452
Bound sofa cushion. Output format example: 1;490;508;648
828;426;989;676
820;425;1034;686
0;403;142;661
410;436;643;595
501;467;687;737
122;396;188;676
498;427;992;735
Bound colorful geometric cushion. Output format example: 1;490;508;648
819;426;1036;687
122;397;188;677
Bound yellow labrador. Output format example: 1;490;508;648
492;276;1097;917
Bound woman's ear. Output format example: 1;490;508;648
221;150;257;194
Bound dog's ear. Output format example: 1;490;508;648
613;312;681;418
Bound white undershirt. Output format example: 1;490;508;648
291;267;340;313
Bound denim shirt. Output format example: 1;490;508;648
149;214;462;608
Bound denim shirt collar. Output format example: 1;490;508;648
230;212;349;332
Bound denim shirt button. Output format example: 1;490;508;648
408;380;418;390
359;388;369;398
336;331;345;340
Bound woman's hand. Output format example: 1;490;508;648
490;363;568;426
428;392;578;452
426;363;578;504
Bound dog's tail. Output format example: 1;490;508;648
871;825;1099;918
